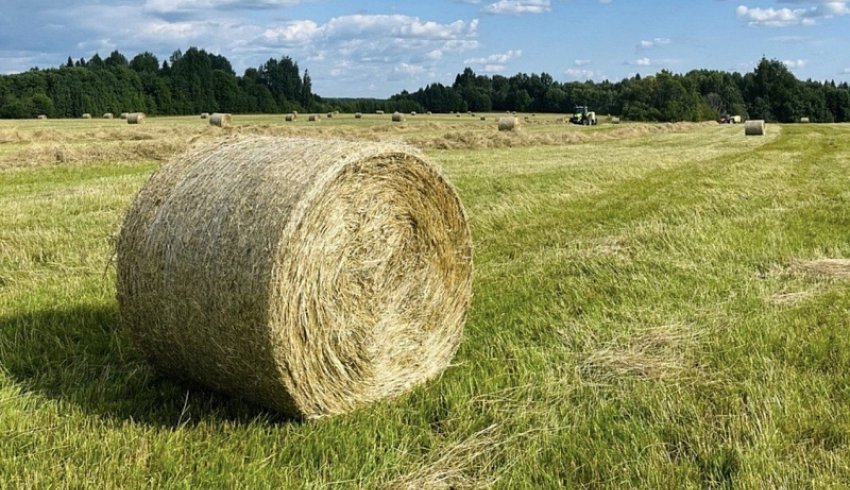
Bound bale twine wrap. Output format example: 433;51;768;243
744;120;765;136
210;113;232;128
82;113;92;119
103;113;114;119
392;112;405;123
116;137;473;419
498;117;519;132
127;113;146;124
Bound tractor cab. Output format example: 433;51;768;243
569;106;597;126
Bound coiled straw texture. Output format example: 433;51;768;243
117;137;473;419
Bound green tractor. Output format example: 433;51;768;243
569;106;597;126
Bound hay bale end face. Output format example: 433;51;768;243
744;120;765;136
498;117;519;132
209;113;232;128
127;113;146;124
117;137;473;419
392;112;405;123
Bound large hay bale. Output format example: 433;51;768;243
82;113;92;119
210;113;232;128
392;112;405;123
103;113;114;119
354;112;363;119
744;120;765;136
201;113;210;119
116;137;472;419
498;117;519;132
127;113;146;125
308;115;319;122
285;114;296;122
800;117;810;123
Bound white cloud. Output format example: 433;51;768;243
482;0;551;15
144;0;302;13
564;67;594;80
574;59;591;66
639;37;671;48
464;49;522;65
782;58;808;68
736;1;849;27
635;57;652;66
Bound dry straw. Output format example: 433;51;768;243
116;137;473;419
127;113;146;125
103;113;114;119
392;112;405;123
498;117;519;132
210;113;232;128
744;120;765;136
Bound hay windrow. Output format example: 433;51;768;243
116;136;473;418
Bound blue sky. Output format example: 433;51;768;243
0;0;848;97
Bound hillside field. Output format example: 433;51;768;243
1;114;850;488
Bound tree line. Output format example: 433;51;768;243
2;47;849;123
0;48;315;118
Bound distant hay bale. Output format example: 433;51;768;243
201;113;210;119
480;116;486;121
411;111;417;116
354;112;363;119
392;112;405;123
209;113;232;128
116;137;473;419
37;115;47;120
285;114;295;122
103;113;114;119
120;112;129;120
82;113;92;119
611;117;621;124
800;117;810;123
327;112;334;119
127;113;146;125
293;111;299;116
498;117;519;132
456;114;461;118
334;110;339;115
426;111;432;115
308;115;319;122
376;110;385;115
744;120;765;136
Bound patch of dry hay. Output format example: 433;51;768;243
117;137;473;418
794;259;850;280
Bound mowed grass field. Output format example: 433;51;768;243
1;114;850;488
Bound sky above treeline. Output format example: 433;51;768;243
0;0;848;97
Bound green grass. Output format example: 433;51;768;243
2;121;850;488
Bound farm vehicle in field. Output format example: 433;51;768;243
719;114;742;124
569;106;597;126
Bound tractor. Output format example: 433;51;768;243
569;106;597;126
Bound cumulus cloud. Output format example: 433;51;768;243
639;37;671;48
482;0;551;15
464;49;522;65
564;67;594;80
635;57;652;66
782;58;808;68
736;1;850;27
144;0;303;13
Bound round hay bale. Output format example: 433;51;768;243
498;117;519;132
103;113;114;119
308;115;319;122
426;111;432;116
293;111;299;116
800;117;810;123
480;116;486;121
376;110;385;115
127;113;146;125
611;116;621;124
455;114;461;118
285;114;296;122
354;112;363;119
116;137;473;419
120;112;129;120
210;113;232;128
82;113;92;119
744;120;765;136
392;112;405;123
327;112;334;119
411;111;417;116
201;113;210;119
37;115;47;120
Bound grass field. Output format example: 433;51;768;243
1;115;850;488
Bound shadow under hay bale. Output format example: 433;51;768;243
209;113;232;128
117;137;472;419
745;120;765;136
